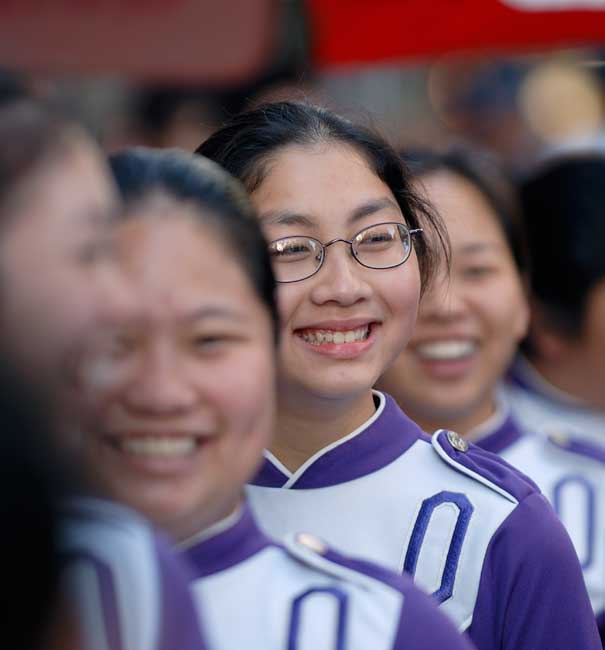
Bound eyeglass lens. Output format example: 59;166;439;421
268;222;412;283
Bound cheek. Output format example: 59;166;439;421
385;266;421;328
276;283;304;329
484;279;528;340
208;351;275;438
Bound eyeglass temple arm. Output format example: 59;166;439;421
409;228;423;236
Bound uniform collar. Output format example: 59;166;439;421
250;391;427;489
470;397;525;454
179;503;273;578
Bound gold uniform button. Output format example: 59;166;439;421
297;533;327;554
447;430;469;452
548;431;570;447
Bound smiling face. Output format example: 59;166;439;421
77;202;276;539
251;142;421;405
378;170;529;433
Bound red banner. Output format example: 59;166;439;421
0;0;277;83
308;0;605;67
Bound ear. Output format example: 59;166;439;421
527;298;570;362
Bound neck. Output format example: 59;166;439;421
269;389;377;472
169;492;243;544
408;394;498;438
530;355;605;408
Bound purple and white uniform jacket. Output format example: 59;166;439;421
503;354;605;446
246;391;600;650
474;400;605;641
61;498;205;650
180;503;474;650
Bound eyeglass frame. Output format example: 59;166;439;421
268;221;423;284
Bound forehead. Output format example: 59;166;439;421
252;142;397;219
116;208;258;315
418;170;506;249
2;137;115;244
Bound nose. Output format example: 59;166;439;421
122;345;197;416
309;242;372;306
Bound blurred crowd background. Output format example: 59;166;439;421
3;1;604;171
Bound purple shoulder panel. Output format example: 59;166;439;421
153;532;206;650
596;610;605;646
469;492;600;650
435;430;539;501
320;548;475;650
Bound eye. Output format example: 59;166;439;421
356;225;398;250
269;238;318;262
462;265;497;279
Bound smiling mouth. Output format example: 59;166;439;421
297;324;371;346
416;339;477;361
108;435;205;459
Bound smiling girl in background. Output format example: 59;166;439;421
198;102;600;650
378;147;605;640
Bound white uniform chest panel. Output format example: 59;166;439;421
247;440;517;630
63;517;160;650
502;438;605;616
193;547;402;650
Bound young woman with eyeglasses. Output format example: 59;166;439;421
198;102;600;650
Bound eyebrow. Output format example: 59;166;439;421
258;210;316;228
458;242;504;255
183;306;248;324
259;197;401;229
348;197;401;224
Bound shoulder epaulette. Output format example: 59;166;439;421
283;533;403;594
547;432;605;464
431;430;539;504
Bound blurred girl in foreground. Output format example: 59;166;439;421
0;98;205;650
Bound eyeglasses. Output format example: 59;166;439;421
268;222;422;283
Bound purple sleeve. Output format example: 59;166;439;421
393;580;477;650
469;492;600;650
154;535;206;650
597;611;605;645
321;549;475;650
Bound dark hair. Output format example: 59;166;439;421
402;146;529;275
196;101;449;292
109;147;278;338
520;153;605;338
0;98;82;221
0;365;65;649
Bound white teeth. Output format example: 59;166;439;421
416;340;476;361
301;326;370;346
120;437;197;457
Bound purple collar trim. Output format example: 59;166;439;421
250;392;428;489
181;504;274;578
474;411;526;455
